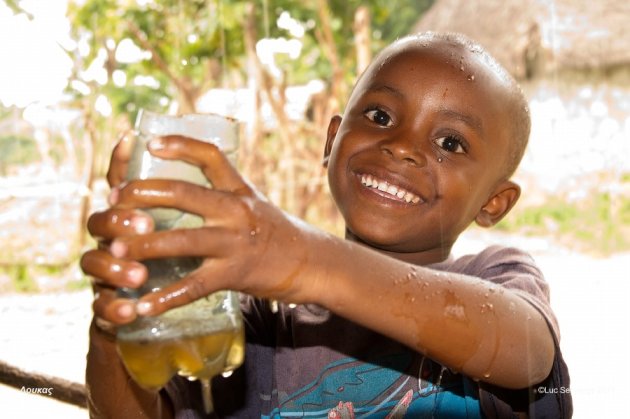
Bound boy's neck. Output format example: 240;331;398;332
344;229;453;266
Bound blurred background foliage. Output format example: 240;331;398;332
0;0;629;293
0;0;434;290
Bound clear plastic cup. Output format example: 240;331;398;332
116;110;244;413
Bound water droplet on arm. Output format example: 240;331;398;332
480;302;494;314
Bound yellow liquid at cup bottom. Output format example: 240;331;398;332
117;326;245;391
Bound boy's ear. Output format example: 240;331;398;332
475;180;521;227
322;115;342;168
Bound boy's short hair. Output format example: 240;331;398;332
368;31;532;178
426;32;531;178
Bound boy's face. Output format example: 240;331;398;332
325;39;518;262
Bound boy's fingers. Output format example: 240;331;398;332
87;208;154;240
93;287;137;325
148;135;246;192
81;249;148;289
106;132;133;187
116;179;241;221
110;227;230;261
135;265;224;316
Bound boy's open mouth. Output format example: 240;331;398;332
360;174;422;204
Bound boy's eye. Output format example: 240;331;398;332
434;135;466;154
365;108;393;127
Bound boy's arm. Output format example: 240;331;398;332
83;136;554;392
86;318;174;418
300;236;555;390
83;136;174;418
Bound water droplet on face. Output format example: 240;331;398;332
467;74;475;81
460;65;465;71
483;372;491;379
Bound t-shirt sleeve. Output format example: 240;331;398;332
453;245;573;418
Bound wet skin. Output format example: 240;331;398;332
325;38;520;264
82;38;554;394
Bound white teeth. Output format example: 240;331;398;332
360;174;421;204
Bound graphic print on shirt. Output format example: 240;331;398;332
262;353;482;418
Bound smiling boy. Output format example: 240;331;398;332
82;32;572;418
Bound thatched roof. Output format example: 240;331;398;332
413;0;630;79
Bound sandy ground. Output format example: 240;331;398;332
0;230;628;418
0;290;91;418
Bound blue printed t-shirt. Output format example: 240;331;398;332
165;246;572;418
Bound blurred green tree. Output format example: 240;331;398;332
66;0;431;117
64;0;432;234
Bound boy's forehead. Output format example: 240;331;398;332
371;38;489;79
354;37;511;105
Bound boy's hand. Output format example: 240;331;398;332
82;135;316;323
81;132;153;324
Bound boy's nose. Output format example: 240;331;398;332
379;137;427;167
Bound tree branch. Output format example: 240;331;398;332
0;359;86;408
127;21;198;112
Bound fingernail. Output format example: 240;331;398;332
118;303;133;318
110;240;127;258
148;137;165;151
136;301;152;315
108;187;120;205
127;266;145;285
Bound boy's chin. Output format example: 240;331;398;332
345;227;456;257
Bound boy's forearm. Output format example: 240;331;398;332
300;234;554;389
86;319;174;418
